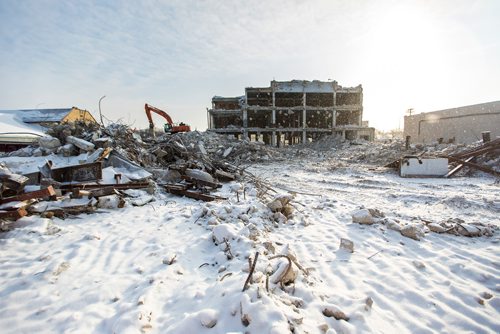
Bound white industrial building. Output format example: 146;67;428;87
404;101;500;144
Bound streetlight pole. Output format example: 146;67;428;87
99;95;106;127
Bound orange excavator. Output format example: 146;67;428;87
144;103;191;135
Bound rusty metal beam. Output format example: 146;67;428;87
60;182;150;191
0;207;28;220
164;185;226;202
444;157;474;178
0;186;56;204
445;156;499;177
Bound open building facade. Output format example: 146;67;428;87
207;80;374;146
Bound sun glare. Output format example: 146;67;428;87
363;3;451;130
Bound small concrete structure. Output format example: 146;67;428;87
404;101;500;144
400;157;449;178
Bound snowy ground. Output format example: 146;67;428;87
1;157;499;333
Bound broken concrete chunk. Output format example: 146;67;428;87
322;305;349;321
412;260;426;270
222;147;233;158
282;204;294;218
86;148;104;163
66;136;95;151
400;224;425;240
339;238;354;253
480;292;493;300
351;209;375;224
365;297;374;311
199;309;218;328
162;253;177;265
97;194;125;209
428;223;446;233
276;194;293;206
57;144;77;157
212;224;238;244
271;257;297;285
456;223;482;237
385;218;402;231
198;142;207;155
185;169;214;183
368;208;385;218
93;137;112;148
33;148;43;157
273;212;287;224
267;199;283;212
151;147;169;158
38;136;61;149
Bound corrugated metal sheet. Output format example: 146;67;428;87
20;108;72;123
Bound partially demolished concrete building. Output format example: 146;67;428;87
207;80;374;146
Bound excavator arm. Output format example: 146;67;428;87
145;103;174;129
144;103;190;136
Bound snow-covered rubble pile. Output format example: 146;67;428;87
177;187;348;332
167;130;284;163
351;207;497;240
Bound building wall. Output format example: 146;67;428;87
62;107;97;124
404;101;500;144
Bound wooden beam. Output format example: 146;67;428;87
0;186;56;204
0;207;28;220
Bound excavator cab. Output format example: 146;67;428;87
164;123;172;133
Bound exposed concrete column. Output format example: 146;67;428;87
302;109;307;143
206;110;212;129
242;109;248;139
359;88;364;126
271;109;277;146
302;92;307;143
332;91;337;131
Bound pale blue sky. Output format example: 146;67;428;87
1;0;499;131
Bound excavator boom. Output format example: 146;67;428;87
144;103;190;135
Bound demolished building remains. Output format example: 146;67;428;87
0;107;96;152
207;80;375;146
